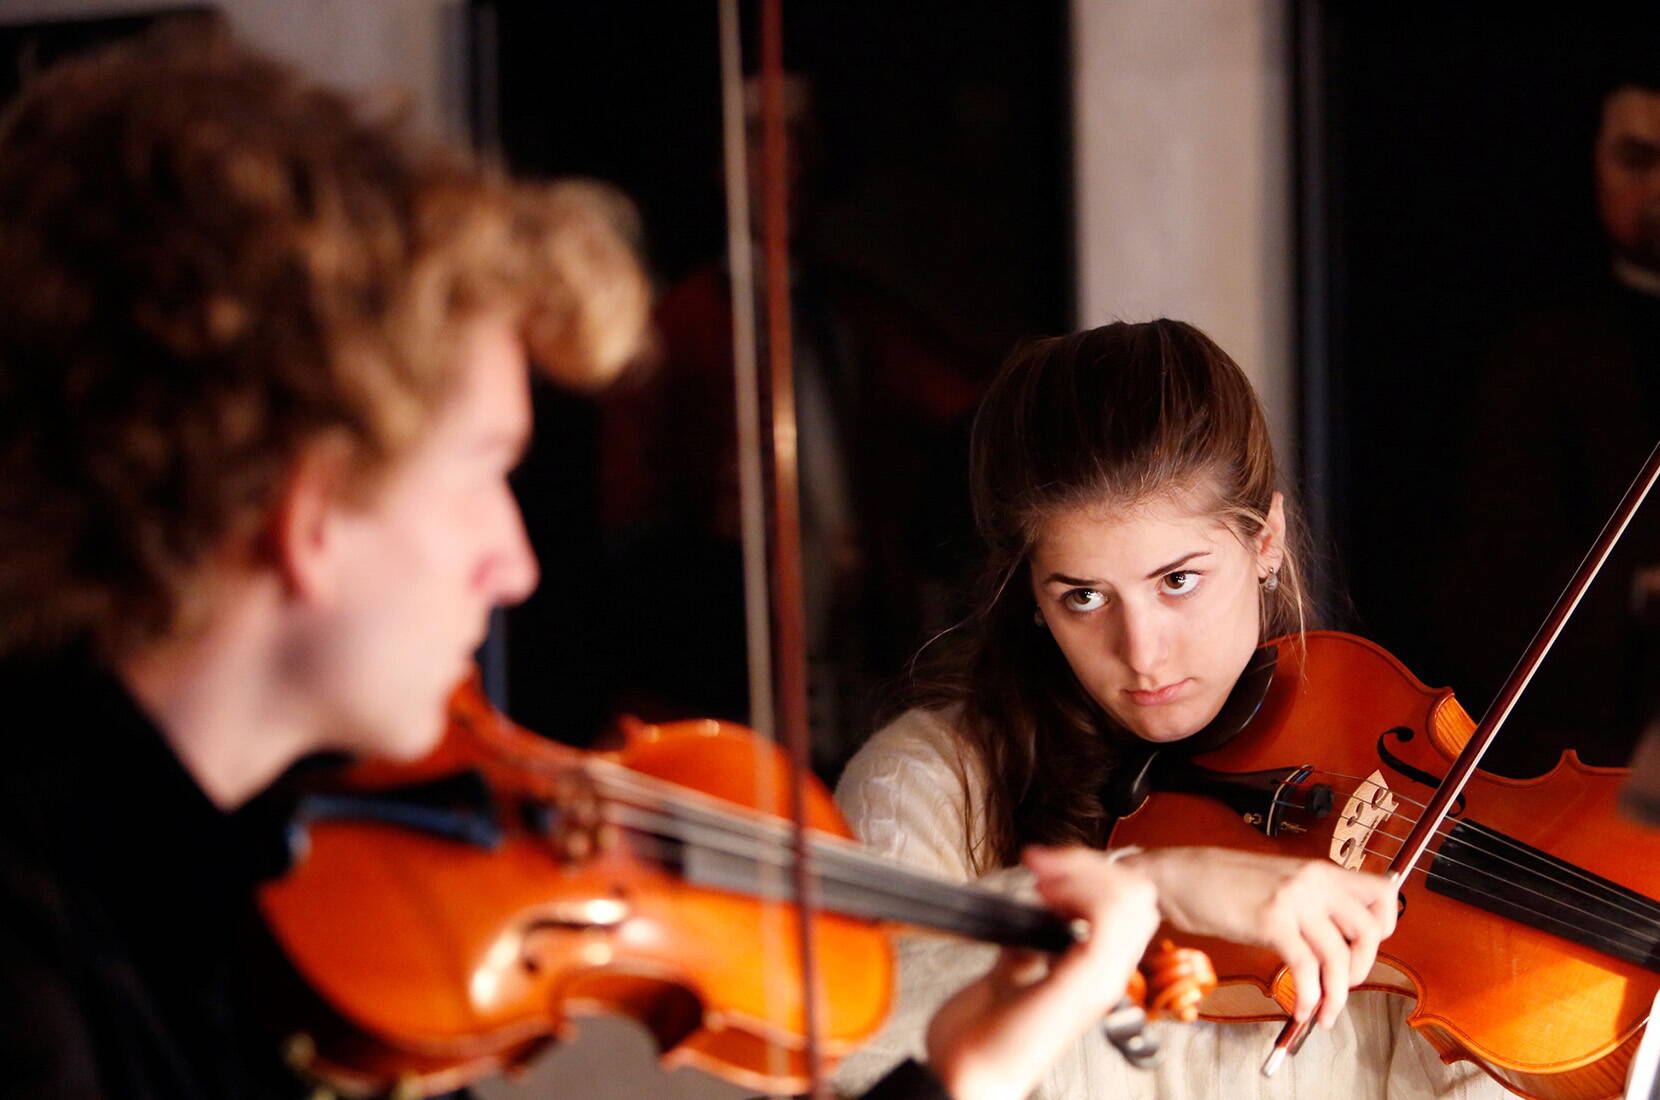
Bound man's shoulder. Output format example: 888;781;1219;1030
0;652;105;832
0;737;86;963
0;650;140;956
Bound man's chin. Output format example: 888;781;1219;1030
358;703;448;763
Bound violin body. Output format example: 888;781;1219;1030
1111;631;1660;1100
260;682;894;1096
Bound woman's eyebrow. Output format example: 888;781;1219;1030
1042;550;1212;588
1143;550;1210;579
1043;572;1102;587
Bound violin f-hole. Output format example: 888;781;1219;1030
1376;726;1466;818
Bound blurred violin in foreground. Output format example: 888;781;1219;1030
259;679;1216;1097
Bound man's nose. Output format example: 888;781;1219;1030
493;498;541;606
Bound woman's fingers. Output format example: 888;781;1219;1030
1294;868;1394;1025
1300;910;1352;1027
1327;887;1383;988
1068;848;1401;1030
1357;873;1400;939
1277;933;1322;1024
1026;847;1160;947
1268;907;1353;1026
987;946;1050;990
1217;859;1395;1026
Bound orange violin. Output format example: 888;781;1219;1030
259;679;1216;1097
1106;442;1660;1100
1111;631;1660;1100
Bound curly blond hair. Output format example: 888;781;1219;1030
0;22;648;659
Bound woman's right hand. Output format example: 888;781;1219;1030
1118;847;1396;1028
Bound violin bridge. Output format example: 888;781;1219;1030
1329;770;1397;871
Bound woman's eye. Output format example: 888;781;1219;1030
1062;588;1107;612
1162;570;1200;595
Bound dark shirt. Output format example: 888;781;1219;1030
0;650;949;1100
0;649;301;1097
858;1059;951;1100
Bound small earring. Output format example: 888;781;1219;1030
1033;609;1047;627
1260;568;1280;594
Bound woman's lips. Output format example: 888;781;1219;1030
1125;679;1191;706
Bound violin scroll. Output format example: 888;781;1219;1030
1105;939;1218;1067
1140;939;1217;1022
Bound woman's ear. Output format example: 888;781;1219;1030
1258;491;1287;576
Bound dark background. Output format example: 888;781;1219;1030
1297;4;1660;773
0;11;204;100
15;5;1658;778
0;3;1075;771
474;0;1075;758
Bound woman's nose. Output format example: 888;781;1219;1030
1116;603;1167;676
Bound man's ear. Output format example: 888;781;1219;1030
1258;491;1287;575
263;437;356;602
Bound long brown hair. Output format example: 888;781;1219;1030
911;320;1308;873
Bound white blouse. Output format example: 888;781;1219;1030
831;706;1507;1100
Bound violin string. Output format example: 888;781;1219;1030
490;737;974;928
602;788;1660;971
608;813;1020;949
1346;820;1660;936
1438;814;1656;909
1296;769;1436;810
575;756;1040;912
1325;791;1660;938
1283;790;1660;933
1274;773;1660;922
603;772;1660;961
1292;792;1623;913
1342;827;1660;945
590;795;1063;944
631;809;1070;949
1346;805;1657;911
598;800;915;906
1255;772;1660;945
552;752;1660;961
1344;838;1660;963
1293;768;1617;885
585;765;974;899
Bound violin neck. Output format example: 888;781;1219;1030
299;759;1075;954
596;777;1076;954
690;834;1075;954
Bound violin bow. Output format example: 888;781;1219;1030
717;0;829;1094
1265;439;1660;1074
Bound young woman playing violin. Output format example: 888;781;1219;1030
0;29;1238;1100
834;320;1503;1099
